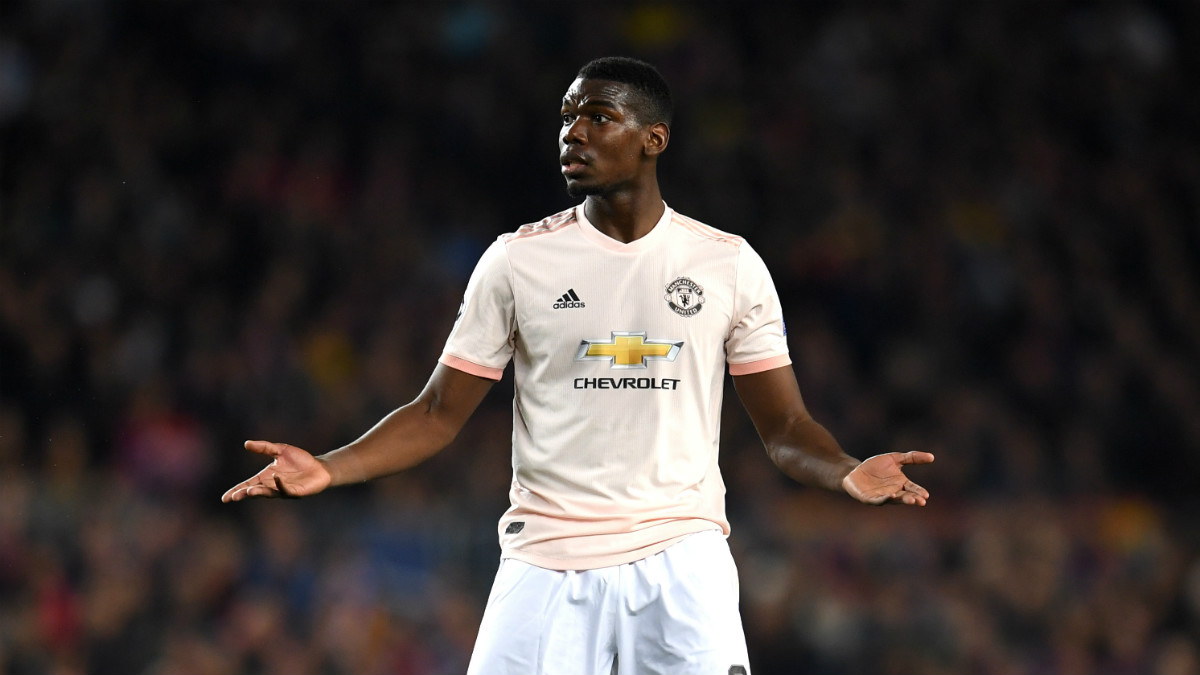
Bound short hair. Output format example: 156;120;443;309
576;57;673;126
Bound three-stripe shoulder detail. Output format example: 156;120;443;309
672;213;744;246
504;208;577;243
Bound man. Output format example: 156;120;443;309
223;57;933;674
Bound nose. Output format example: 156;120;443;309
561;117;585;146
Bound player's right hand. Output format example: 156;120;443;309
221;440;332;502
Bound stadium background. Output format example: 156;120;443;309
3;1;1199;673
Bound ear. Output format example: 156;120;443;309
644;122;669;157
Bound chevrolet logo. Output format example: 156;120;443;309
575;332;684;369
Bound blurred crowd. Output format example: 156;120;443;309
3;1;1199;673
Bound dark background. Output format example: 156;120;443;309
2;1;1199;673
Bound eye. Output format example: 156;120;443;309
592;113;610;124
561;113;574;125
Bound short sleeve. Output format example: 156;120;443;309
725;243;791;375
439;238;516;380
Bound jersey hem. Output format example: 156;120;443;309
500;521;724;571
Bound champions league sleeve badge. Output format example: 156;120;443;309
665;277;706;317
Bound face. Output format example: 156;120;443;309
559;78;663;198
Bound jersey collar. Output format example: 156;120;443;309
574;202;674;253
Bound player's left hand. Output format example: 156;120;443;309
842;451;934;506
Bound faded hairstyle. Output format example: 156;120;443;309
576;56;673;126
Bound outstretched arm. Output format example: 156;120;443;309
732;365;933;506
222;363;495;502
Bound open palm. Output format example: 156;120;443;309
221;441;332;502
842;451;934;506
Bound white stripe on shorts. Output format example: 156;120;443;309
466;529;751;675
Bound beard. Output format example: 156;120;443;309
566;174;635;199
565;180;604;199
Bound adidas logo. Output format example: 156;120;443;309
552;288;586;309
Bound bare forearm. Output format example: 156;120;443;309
765;416;860;492
315;364;494;487
317;400;458;487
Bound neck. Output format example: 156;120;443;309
583;185;665;244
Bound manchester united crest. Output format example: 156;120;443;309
665;277;705;317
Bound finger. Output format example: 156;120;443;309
223;480;280;502
221;477;258;502
244;440;286;458
222;483;255;502
887;490;923;506
896;482;928;506
898;451;935;465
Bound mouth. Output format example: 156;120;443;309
560;154;588;177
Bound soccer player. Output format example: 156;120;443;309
222;56;933;674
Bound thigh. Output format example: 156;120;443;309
617;531;751;675
467;558;617;675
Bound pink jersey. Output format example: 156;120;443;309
440;204;790;570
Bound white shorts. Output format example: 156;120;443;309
466;529;751;675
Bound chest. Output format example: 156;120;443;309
508;242;737;359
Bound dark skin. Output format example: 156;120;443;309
223;77;933;505
558;77;668;243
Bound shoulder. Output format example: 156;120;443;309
499;207;578;245
669;211;774;281
670;211;745;248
